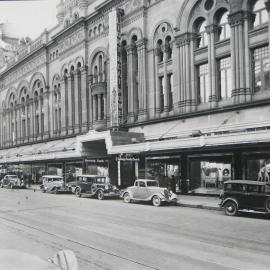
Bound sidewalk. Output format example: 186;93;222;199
27;185;221;211
177;194;221;211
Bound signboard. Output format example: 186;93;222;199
109;8;123;128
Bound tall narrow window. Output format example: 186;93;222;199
198;21;208;48
253;46;270;92
253;0;268;28
219;57;232;99
167;73;173;111
198;63;209;103
218;11;230;41
159;76;164;112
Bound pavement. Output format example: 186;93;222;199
28;184;221;211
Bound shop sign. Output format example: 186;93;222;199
116;154;140;161
109;8;123;128
85;159;107;163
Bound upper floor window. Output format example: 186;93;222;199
196;20;208;48
218;11;230;41
253;46;270;92
198;63;209;103
253;0;268;27
218;57;232;99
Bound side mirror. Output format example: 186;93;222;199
49;250;78;270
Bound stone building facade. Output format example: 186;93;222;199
0;0;270;193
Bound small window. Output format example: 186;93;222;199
139;181;146;187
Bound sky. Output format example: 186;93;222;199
0;0;61;40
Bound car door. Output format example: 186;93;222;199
246;185;266;210
134;181;148;200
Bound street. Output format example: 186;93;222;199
0;188;270;270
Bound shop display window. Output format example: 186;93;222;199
189;157;232;194
246;158;270;182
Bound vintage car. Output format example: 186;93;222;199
67;175;119;200
40;175;70;193
120;179;178;207
0;174;25;189
220;180;270;216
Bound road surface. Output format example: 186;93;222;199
0;188;270;269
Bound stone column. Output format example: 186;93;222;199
38;98;42;140
97;94;102;120
163;44;169;116
206;25;218;107
93;95;97;121
60;77;67;136
43;91;50;139
74;70;80;133
103;95;107;120
136;39;148;121
154;48;161;118
81;67;88;132
228;11;251;103
67;74;73;134
17;105;21;144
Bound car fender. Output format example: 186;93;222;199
149;193;164;201
93;188;103;195
221;197;239;208
123;190;134;200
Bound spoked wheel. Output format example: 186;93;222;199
123;193;131;203
75;188;81;198
97;190;105;200
264;198;270;213
152;195;161;207
224;201;238;216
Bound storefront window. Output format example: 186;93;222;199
246;157;270;182
145;156;180;191
189;156;232;194
48;163;63;176
32;163;46;184
85;159;108;177
65;162;83;183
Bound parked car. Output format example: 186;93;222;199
120;179;177;207
0;174;25;189
220;180;270;216
40;175;70;193
67;175;119;200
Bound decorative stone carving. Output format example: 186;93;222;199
58;29;85;55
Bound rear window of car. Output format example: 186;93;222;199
225;183;244;191
147;181;158;187
246;185;263;193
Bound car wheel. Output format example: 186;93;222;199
10;183;14;189
224;201;238;216
75;188;81;198
152;195;161;207
42;187;46;193
97;190;104;200
123;193;131;203
264;198;270;213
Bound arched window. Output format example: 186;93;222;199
157;39;163;62
198;20;208;48
218;11;230;41
253;0;268;27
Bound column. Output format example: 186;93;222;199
74;70;80;133
103;95;107;121
206;25;218;107
190;35;197;111
163;44;169;116
81;67;88;132
67;74;73;134
29;100;34;142
88;79;93;129
98;94;102;120
228;11;250;103
60;77;67;136
136;39;148;121
38;97;42;140
127;45;135;123
265;1;270;63
43;91;50;139
154;48;161;118
93;95;97;121
17;106;21;144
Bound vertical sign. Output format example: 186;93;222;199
109;8;122;128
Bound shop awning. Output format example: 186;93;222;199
108;129;270;154
0;137;80;164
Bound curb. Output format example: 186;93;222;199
177;202;221;211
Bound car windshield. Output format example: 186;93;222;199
147;181;158;187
